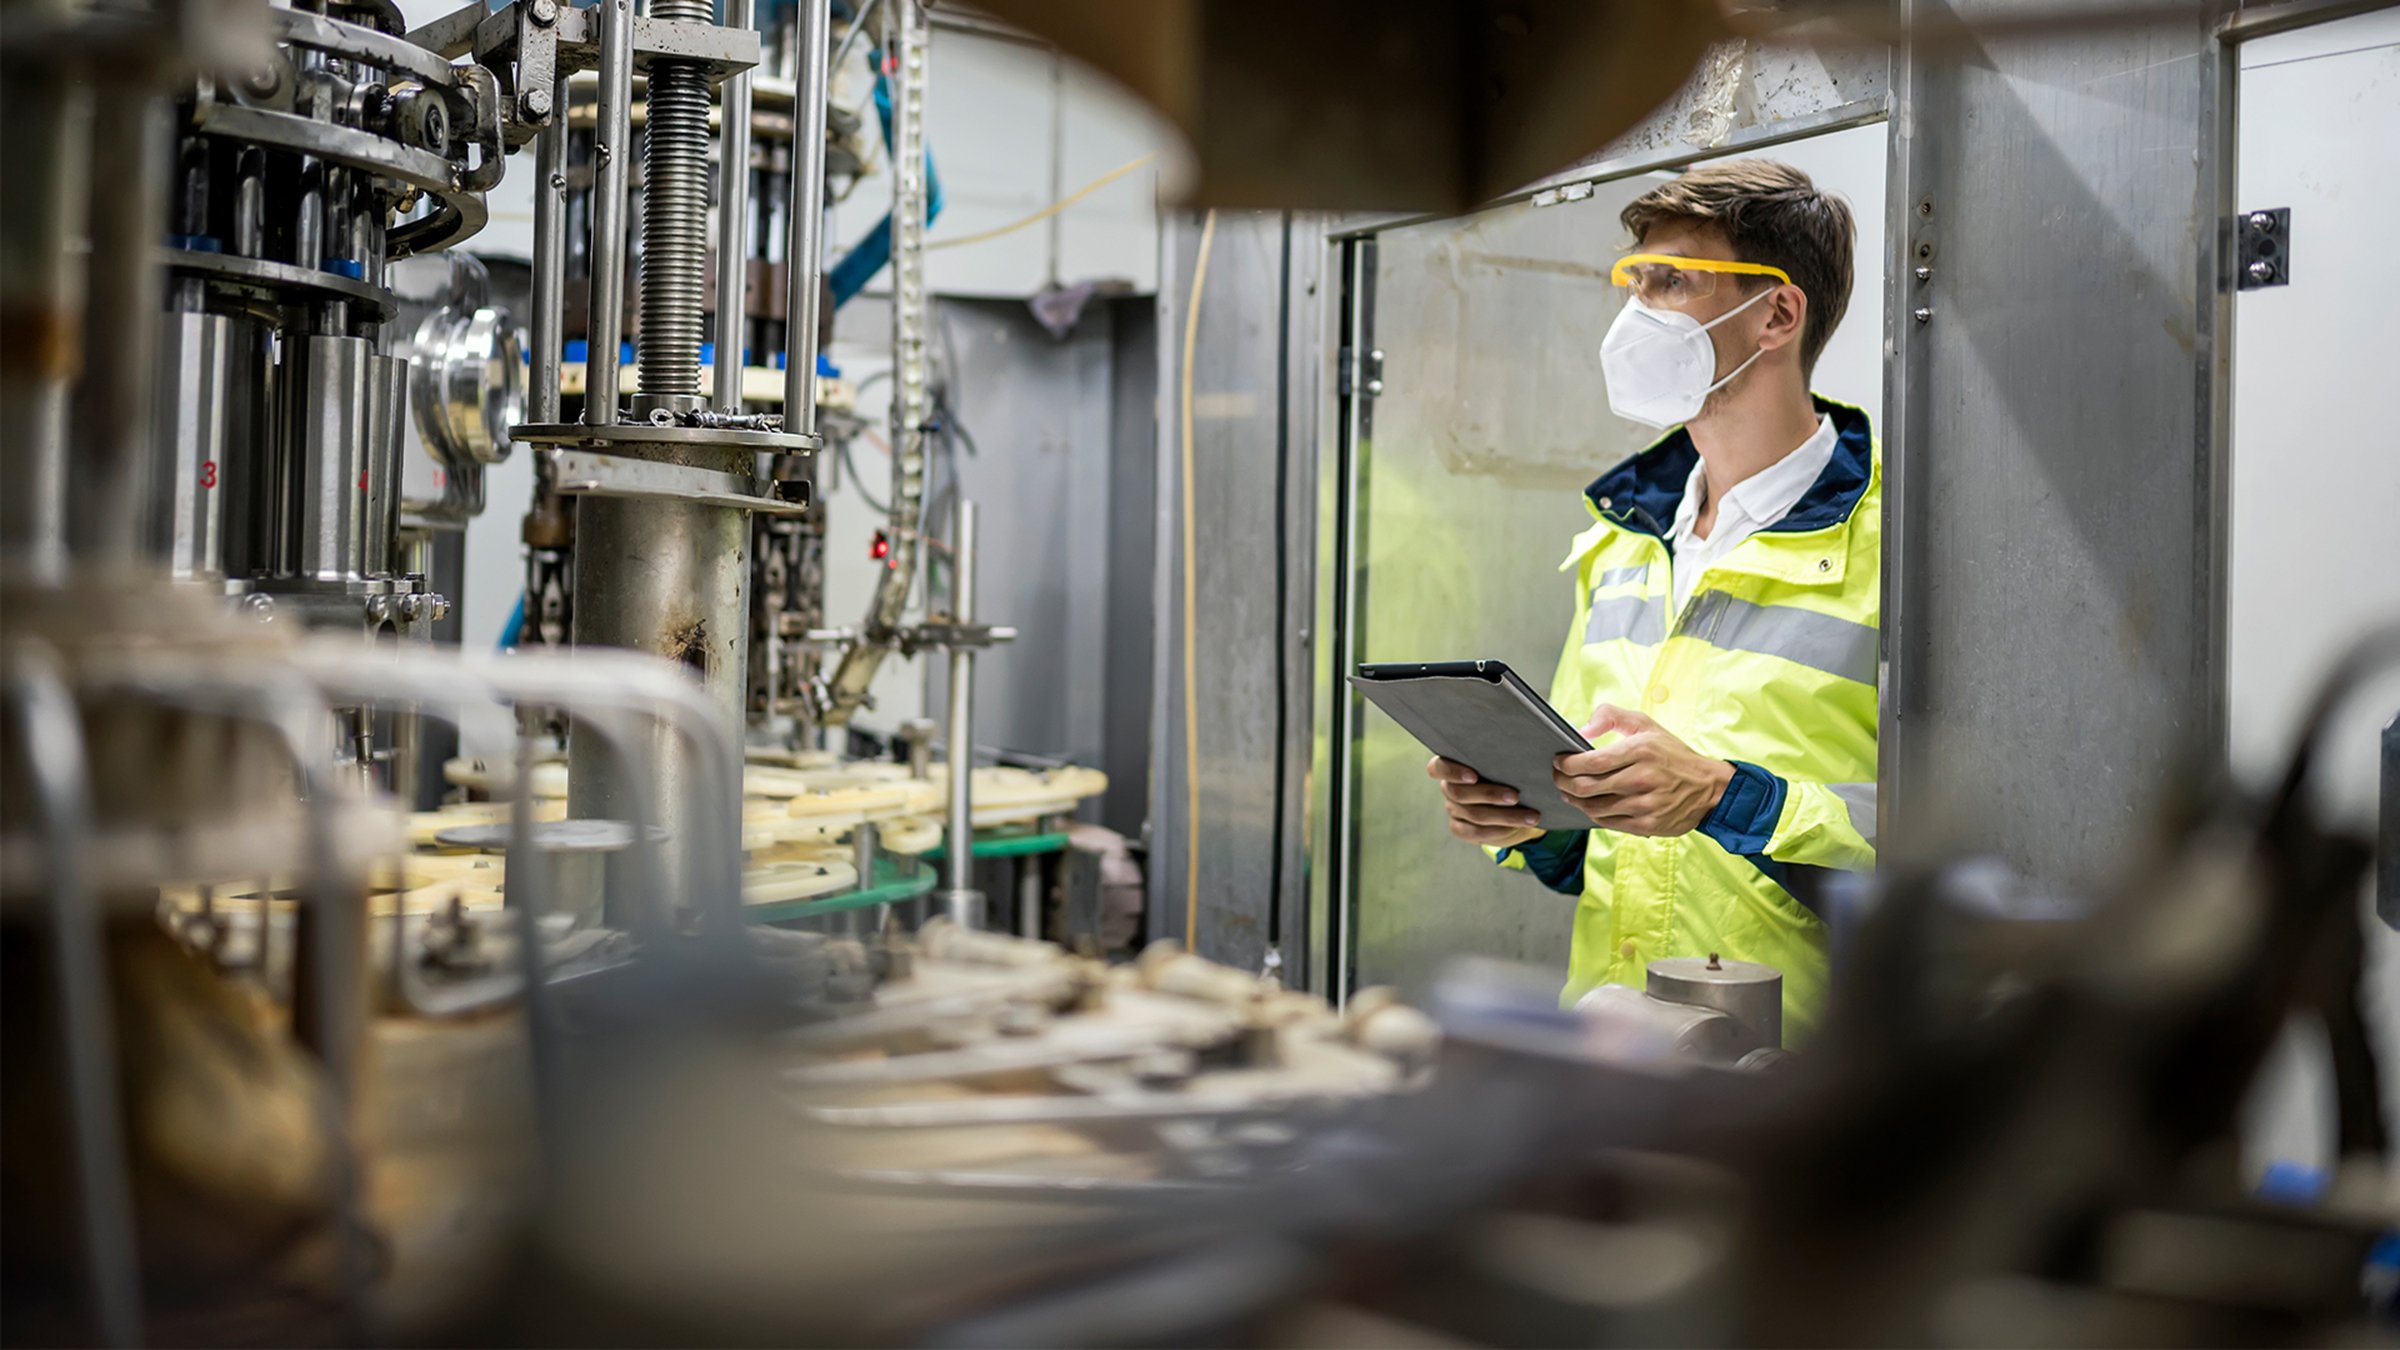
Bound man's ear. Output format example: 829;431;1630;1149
1754;283;1809;355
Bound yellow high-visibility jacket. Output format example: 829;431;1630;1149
1495;395;1879;1037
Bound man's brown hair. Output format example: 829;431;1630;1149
1620;159;1856;378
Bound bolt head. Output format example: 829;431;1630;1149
2247;211;2275;230
1913;265;1932;282
1912;306;1933;323
2246;258;2275;282
531;0;558;23
366;596;393;622
523;86;552;118
242;593;276;620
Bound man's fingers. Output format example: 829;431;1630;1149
1449;801;1542;830
1443;780;1521;807
1450;818;1537;844
1555;733;1651;781
1552;763;1653;799
1426;756;1479;784
1581;701;1659;741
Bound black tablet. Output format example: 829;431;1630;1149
1349;660;1594;832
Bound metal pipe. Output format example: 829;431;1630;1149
780;0;831;432
583;0;635;424
827;0;878;83
819;0;923;725
712;0;754;409
0;71;92;584
940;497;982;928
529;72;569;424
5;653;144;1347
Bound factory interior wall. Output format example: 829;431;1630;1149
2225;8;2400;1181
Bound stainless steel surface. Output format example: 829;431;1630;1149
1573;983;1760;1064
780;0;830;434
152;312;244;579
4;653;143;1346
1880;0;2225;886
516;418;819;454
360;353;408;580
940;497;984;929
68;93;168;574
543;446;807;515
285;334;377;583
637;0;713;402
530;74;570;425
1150;213;1312;974
0;61;89;584
409;296;524;469
584;0;635;424
712;0;755;411
160;245;398;320
568;490;748;911
1646;954;1783;1049
818;0;923;726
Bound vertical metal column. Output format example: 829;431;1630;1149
637;0;714;409
780;0;830;434
529;73;569;425
0;58;92;583
940;498;982;928
583;0;634;424
818;0;925;724
712;0;754;410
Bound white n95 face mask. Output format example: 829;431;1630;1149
1598;288;1772;429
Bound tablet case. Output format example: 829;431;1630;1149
1348;660;1594;832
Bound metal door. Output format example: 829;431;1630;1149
1327;125;1891;997
2225;7;2400;1179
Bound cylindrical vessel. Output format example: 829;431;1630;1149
567;489;748;924
941;497;981;927
583;0;635;423
283;334;377;582
1646;954;1783;1050
151;311;248;579
360;353;407;580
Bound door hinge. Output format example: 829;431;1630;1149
2237;207;2290;290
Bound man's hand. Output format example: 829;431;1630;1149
1551;704;1735;837
1427;756;1545;848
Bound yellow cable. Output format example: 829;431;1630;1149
925;153;1160;252
1179;210;1216;949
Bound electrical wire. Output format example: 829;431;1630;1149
1180;210;1217;949
926;153;1159;252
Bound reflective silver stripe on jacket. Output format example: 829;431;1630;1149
1585;593;1665;646
1678;592;1878;686
1594;565;1650;589
1829;781;1877;846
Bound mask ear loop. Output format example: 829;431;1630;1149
1694;284;1779;394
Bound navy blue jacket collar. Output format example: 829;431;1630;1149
1584;395;1874;541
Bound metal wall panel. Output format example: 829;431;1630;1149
1879;1;2231;886
926;296;1120;769
1151;212;1301;971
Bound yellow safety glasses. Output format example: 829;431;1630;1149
1609;253;1792;308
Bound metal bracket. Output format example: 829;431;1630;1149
2237;207;2289;290
896;620;1018;659
543;448;809;515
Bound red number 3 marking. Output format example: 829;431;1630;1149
199;460;217;489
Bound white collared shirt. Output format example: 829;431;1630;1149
1667;413;1837;614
